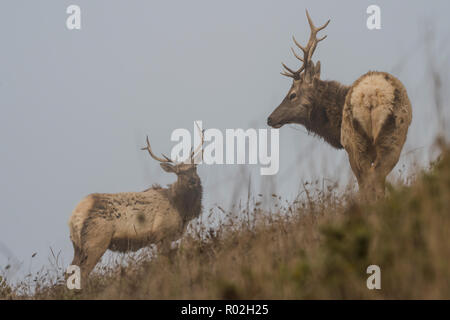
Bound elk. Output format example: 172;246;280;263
267;10;412;200
68;128;204;283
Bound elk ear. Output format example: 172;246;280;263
314;61;321;78
160;163;176;173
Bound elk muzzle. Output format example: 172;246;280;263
267;115;281;128
267;102;290;129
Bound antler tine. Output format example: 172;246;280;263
190;121;205;162
305;9;330;33
290;47;304;62
317;21;330;32
305;9;315;30
280;71;295;78
292;36;307;53
141;136;172;163
281;62;297;75
318;35;327;42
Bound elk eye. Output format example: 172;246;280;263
289;92;297;100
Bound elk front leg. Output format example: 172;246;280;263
158;239;178;262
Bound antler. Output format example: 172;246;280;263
141;136;172;163
281;9;330;79
190;121;204;163
142;122;204;164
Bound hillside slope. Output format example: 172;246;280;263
2;147;450;299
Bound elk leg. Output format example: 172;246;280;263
78;243;110;286
70;241;82;267
158;239;177;262
64;242;83;282
371;142;403;199
78;223;114;286
346;145;373;199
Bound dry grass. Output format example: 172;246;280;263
1;144;450;300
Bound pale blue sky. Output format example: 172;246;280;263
0;0;449;280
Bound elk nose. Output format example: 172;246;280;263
267;117;273;126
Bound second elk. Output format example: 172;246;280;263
68;128;204;284
267;10;412;201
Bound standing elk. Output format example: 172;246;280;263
267;10;412;200
68;129;204;284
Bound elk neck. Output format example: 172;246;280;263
167;175;203;222
304;79;350;149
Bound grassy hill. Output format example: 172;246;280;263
2;145;449;299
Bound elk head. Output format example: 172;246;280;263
267;10;330;129
141;124;204;187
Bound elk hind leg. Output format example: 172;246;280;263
70;241;83;267
346;143;373;201
65;241;83;283
78;223;113;286
371;142;403;200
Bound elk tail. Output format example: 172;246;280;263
371;107;395;145
352;105;394;145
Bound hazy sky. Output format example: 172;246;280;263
0;0;449;280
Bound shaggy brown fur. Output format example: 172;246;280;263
267;11;412;201
68;162;203;285
268;67;412;200
341;71;412;200
302;80;350;149
267;66;350;149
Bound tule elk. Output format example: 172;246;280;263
267;10;412;201
68;129;204;284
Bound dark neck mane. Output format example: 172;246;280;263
168;180;203;223
304;80;350;149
